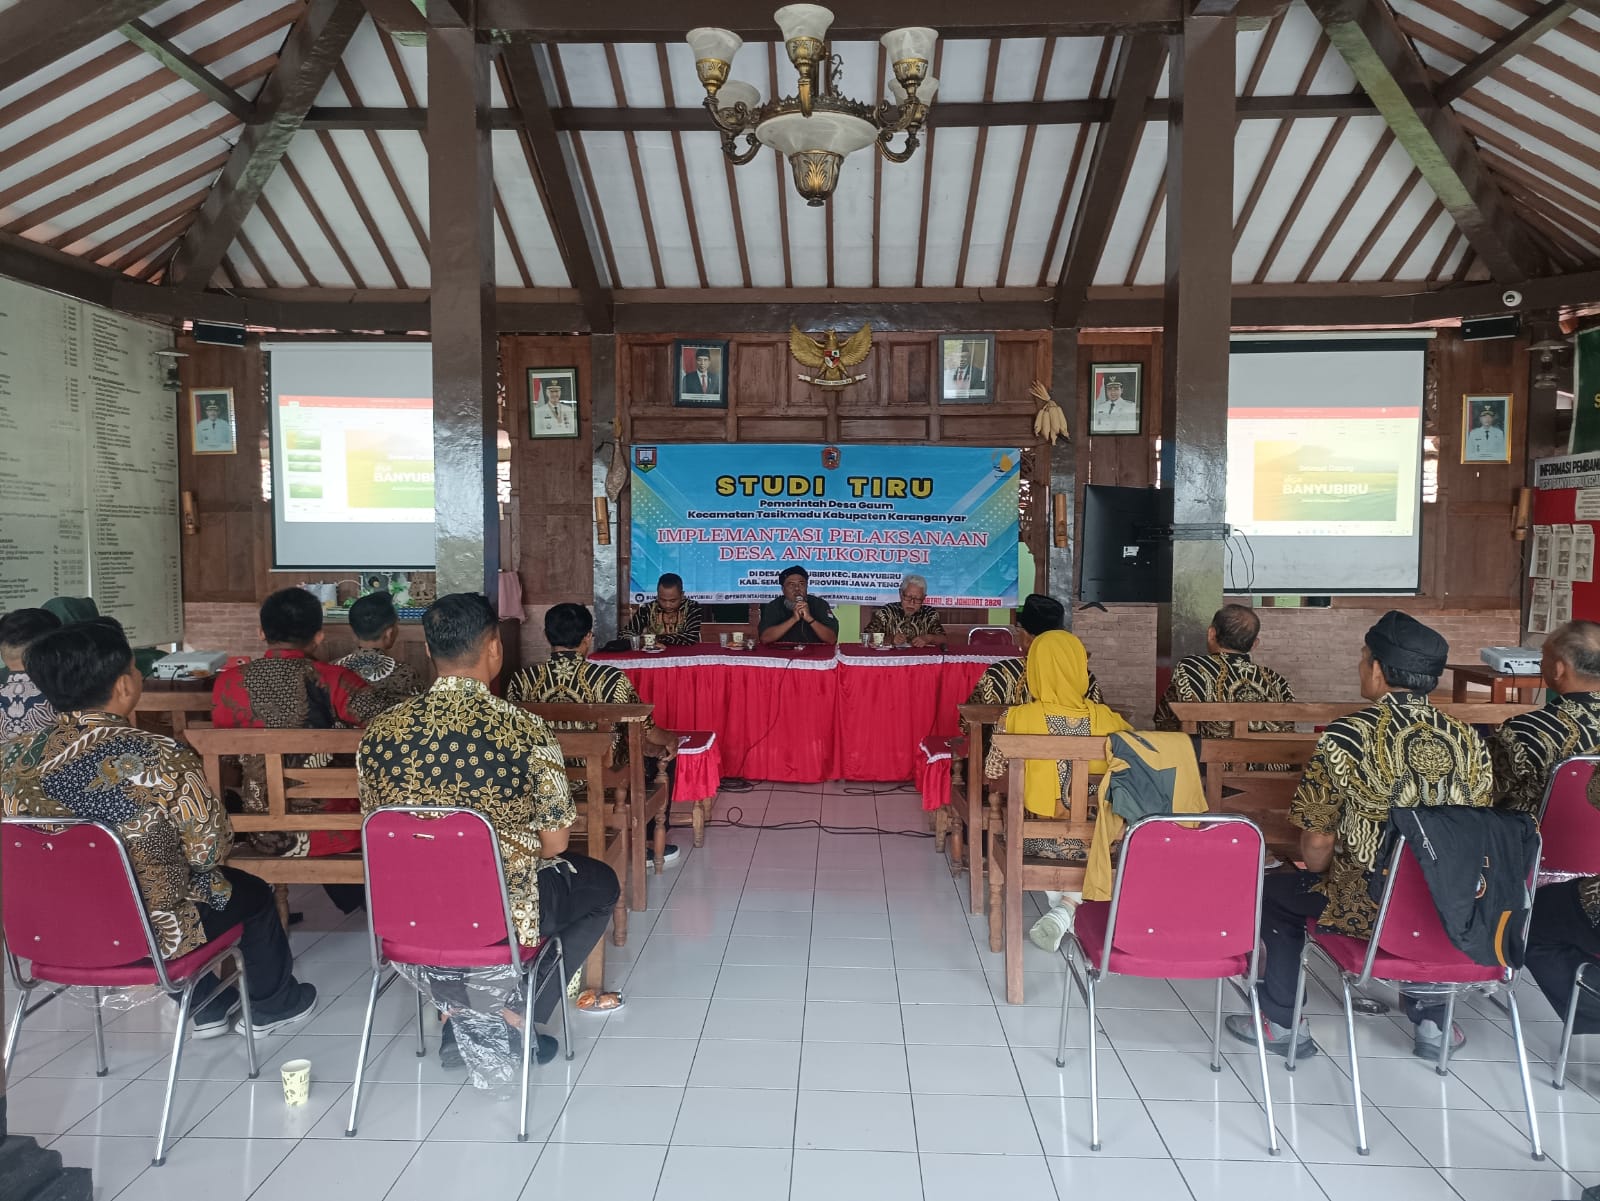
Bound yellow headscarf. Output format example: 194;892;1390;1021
1005;630;1130;816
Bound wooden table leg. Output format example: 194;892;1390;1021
1493;679;1509;704
274;884;291;929
1453;674;1469;703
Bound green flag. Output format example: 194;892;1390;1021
1570;328;1600;453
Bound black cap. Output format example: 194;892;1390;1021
1365;610;1448;677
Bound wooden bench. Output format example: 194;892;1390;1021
133;687;216;736
929;703;1006;914
520;702;672;913
1168;700;1536;733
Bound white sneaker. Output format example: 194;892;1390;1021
1028;903;1076;953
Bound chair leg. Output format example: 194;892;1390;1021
1054;946;1075;1069
1553;962;1588;1089
1506;986;1546;1161
152;980;197;1166
3;983;29;1074
234;959;259;1080
1210;978;1225;1073
1086;973;1102;1152
693;799;707;848
949;816;966;877
986;847;1003;954
932;808;948;854
1247;977;1282;1156
415;991;427;1058
629;796;647;911
518;962;536;1142
653;813;666;876
91;987;109;1078
555;941;574;1062
1285;949;1311;1073
345;969;385;1137
1340;977;1369;1156
1434;991;1458;1078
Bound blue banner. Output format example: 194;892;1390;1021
629;443;1020;606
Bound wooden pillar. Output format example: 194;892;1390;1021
1158;14;1235;678
427;19;499;598
1046;327;1079;622
591;333;620;644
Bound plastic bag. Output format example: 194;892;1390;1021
396;962;531;1089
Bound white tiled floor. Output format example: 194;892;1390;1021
7;782;1600;1199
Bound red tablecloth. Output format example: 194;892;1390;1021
593;644;1010;784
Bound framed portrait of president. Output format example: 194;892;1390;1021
674;340;729;408
939;333;995;404
190;387;237;455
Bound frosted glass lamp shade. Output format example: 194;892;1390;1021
755;109;877;156
775;4;834;43
888;76;938;105
687;27;743;67
880;27;937;65
716;80;761;112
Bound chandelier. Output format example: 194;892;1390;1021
687;5;938;207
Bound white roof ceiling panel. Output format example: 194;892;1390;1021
492;131;569;289
677;132;743;289
783;161;830;288
931;40;994;104
873;136;928;287
829;150;877;288
1233;116;1336;281
1347;176;1436;281
961;125;1027;288
552;46;619;107
1041;36;1111;101
335;19;413;105
730;153;786;287
578;131;654;287
256;160;354;287
323;129;427;287
631;131;699;287
919;126;979;288
612;43;667;108
1095;124;1165;287
1260;118;1386;283
992;38;1047;103
1003;124;1084;287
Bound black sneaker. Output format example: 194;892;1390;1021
646;844;681;866
439;1018;463;1070
191;984;241;1040
505;1024;561;1066
234;982;318;1036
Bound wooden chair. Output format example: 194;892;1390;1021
544;729;633;983
1196;737;1318;862
1168;700;1536;733
132;688;216;736
931;703;1006;914
522;702;670;913
987;732;1110;1004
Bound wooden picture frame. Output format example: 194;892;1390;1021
1461;393;1511;464
1088;363;1142;436
190;387;237;455
528;367;580;439
939;333;996;403
674;340;730;408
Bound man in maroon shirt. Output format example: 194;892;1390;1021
213;587;387;911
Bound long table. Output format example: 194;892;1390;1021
592;643;1011;783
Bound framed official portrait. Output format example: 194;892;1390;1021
939;333;995;403
1461;393;1511;464
674;340;730;408
528;368;580;439
1088;363;1142;436
190;387;237;455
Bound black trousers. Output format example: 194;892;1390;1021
1525;879;1600;1036
532;852;621;1023
198;865;301;1018
1257;871;1446;1029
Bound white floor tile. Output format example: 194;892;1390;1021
896;969;995;1006
919;1152;1058;1201
251;1138;414;1201
599;995;711;1039
900;1003;1006;1046
671;1086;799;1148
799;1041;910;1092
1311;1164;1460;1201
1228;1050;1353;1107
28;1031;175;1081
631;934;732;966
1178;1158;1328;1201
1012;1044;1138;1100
655;1146;792;1201
1278;1101;1428;1166
546;1084;683;1144
1029;1096;1165;1158
723;936;811;966
811;912;892;939
383;1141;539;1201
1449;1056;1600;1113
62;1078;241;1142
308;1081;454;1141
186;1077;345;1140
803;1001;904;1043
738;889;817;913
913;1094;1042;1155
811;938;896;969
714;964;811;1001
1349;1051;1493;1110
796;1089;918;1151
1523;1108;1600;1172
702;998;805;1042
1141;1099;1281;1161
113;1137;291;1201
579;1035;698;1087
1436;1166;1590;1201
731;911;813;939
6;1075;130;1137
1049;1154;1189;1195
1117;1050;1255;1103
688;1039;801;1089
890;939;983;972
790;1149;923;1201
520;1142;666;1198
807;967;900;1003
906;1044;1023;1096
48;1133;160;1201
6;1028;90;1080
625;960;723;999
1380;1104;1547;1170
426;1082;570;1143
1095;1007;1218;1053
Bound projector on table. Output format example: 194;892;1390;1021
1480;647;1542;675
151;651;229;681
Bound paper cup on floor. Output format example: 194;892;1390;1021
281;1059;311;1105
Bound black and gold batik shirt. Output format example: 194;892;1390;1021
863;603;946;645
506;651;653;767
1292;691;1493;938
624;599;705;646
960;657;1105;734
337;648;424;713
357;676;574;945
1154;651;1297;736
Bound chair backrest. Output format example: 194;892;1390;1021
1099;814;1265;978
361;807;521;967
968;627;1017;650
2;817;172;983
182;726;365;840
1167;700;1536;733
1537;756;1600;876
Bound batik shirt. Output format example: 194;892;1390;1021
1;711;232;958
863;603;946;645
1154;652;1296;736
624;599;705;646
336;649;424;713
1291;691;1493;937
357;677;574;945
0;671;55;743
212;648;384;856
506;651;653;766
959;657;1104;735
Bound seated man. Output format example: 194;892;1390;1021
1227;611;1492;1060
1153;603;1295;735
507;603;681;864
336;591;424;712
1;620;316;1037
864;574;947;647
1489;620;1600;1035
758;565;839;645
962;594;1103;734
359;593;622;1066
213;587;386;911
0;607;62;743
624;573;704;646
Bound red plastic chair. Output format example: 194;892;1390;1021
1056;814;1279;1154
967;627;1018;651
1286;832;1543;1160
2;817;259;1166
1536;756;1600;1089
347;807;572;1141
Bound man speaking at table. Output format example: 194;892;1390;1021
758;565;839;645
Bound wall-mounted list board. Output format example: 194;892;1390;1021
0;276;180;645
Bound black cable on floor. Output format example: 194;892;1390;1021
698;806;935;839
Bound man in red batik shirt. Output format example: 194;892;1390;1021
213;587;388;912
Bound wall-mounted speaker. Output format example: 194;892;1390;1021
192;321;247;347
1460;314;1522;341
